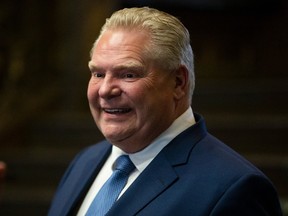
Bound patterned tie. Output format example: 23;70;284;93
85;155;136;216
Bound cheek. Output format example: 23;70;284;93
87;87;93;100
87;81;99;104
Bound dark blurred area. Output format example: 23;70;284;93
0;0;287;215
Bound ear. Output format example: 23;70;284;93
173;65;189;100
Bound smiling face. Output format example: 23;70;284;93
88;29;188;153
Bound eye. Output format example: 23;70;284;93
121;73;140;82
120;70;142;81
92;71;104;78
123;73;136;78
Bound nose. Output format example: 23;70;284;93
98;75;121;99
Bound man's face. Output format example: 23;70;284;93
88;29;178;153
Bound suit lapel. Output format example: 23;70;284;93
107;153;178;216
107;118;207;215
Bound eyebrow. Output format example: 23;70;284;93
88;61;101;71
88;61;145;72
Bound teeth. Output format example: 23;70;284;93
104;108;131;114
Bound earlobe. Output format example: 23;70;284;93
174;65;189;100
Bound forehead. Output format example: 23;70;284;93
90;29;151;69
94;29;150;54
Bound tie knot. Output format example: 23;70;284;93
114;155;135;175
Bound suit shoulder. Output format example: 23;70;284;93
194;133;265;177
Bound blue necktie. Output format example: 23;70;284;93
85;155;136;216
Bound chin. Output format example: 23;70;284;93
103;131;129;144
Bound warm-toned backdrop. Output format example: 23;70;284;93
0;0;287;215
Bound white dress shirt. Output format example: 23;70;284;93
77;107;195;215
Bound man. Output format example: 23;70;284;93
48;7;282;216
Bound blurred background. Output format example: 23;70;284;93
0;0;287;215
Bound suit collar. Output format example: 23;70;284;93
164;113;207;165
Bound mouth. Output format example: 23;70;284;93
103;108;132;114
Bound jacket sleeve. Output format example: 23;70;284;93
210;173;283;216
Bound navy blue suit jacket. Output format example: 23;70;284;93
48;114;282;215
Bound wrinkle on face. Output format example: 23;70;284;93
88;29;180;152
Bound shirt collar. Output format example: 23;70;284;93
111;107;196;172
